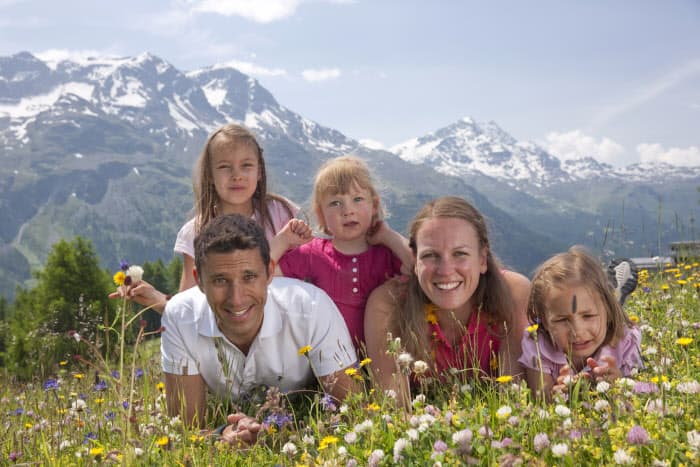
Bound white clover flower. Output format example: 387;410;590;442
354;419;373;433
413;394;426;405
397;352;414;367
613;448;635;465
393;438;410;462
337;446;347;458
596;381;611;393
344;431;358;444
537;409;549;419
134;447;144;457
302;434;315;445
554;404;571;417
688;430;700;451
562;417;572;429
616;377;635;388
419;413;436;426
407;428;419;441
339;404;349;414
282;442;297;456
413;360;429;375
508;415;519;426
72;332;82;343
368;449;384;467
127;265;144;283
496;405;512;419
59;440;73;451
71;399;87;411
645;398;665;415
533;432;550;453
452;428;473;447
643;345;657;356
384;389;397;400
594;399;610;412
551;443;569;457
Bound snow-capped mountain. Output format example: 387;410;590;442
0;51;355;156
391;117;700;186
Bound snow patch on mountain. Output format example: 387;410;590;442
0;82;94;118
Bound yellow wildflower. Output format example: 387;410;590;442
298;345;313;356
495;375;512;384
113;271;126;286
629;315;639;323
526;323;539;334
318;436;339;450
345;367;358;377
156;436;169;447
25;423;32;429
90;446;104;458
359;357;372;367
678;279;687;286
366;403;380;412
94;398;104;404
59;360;67;366
676;337;693;346
73;373;84;380
661;284;669;291
156;382;165;392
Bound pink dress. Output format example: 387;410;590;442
278;238;402;347
519;326;642;377
428;307;502;379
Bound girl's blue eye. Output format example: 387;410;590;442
354;196;364;202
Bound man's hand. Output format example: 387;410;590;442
108;279;168;314
218;413;262;447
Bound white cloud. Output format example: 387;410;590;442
186;0;301;23
543;130;627;165
217;60;287;77
301;67;341;82
637;143;700;167
35;48;114;63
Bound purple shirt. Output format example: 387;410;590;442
279;238;402;347
519;326;642;378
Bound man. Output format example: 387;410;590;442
161;214;357;443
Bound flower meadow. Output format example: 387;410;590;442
1;263;699;466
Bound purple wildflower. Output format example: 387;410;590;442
94;380;108;391
320;393;337;412
433;440;448;453
83;432;97;444
633;381;658;394
43;379;59;391
569;430;582;440
120;260;129;271
13;408;23;416
122;401;129;410
111;370;119;379
627;425;650;445
104;411;116;421
135;368;144;378
264;413;292;429
9;451;21;462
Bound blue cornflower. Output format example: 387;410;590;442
111;370;119;379
264;413;292;428
94;380;108;391
43;379;59;391
104;411;116;421
83;432;97;444
120;260;129;271
122;401;129;410
135;368;144;378
13;408;23;416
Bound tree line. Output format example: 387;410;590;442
0;237;181;380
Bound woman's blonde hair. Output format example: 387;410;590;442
193;124;293;235
312;155;383;235
527;246;631;348
397;196;513;363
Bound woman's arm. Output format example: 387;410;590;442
499;270;531;379
365;280;411;407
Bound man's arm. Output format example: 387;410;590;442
165;372;207;428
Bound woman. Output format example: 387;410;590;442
364;196;530;403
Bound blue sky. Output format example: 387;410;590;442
1;0;699;167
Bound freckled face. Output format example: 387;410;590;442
210;137;261;215
196;248;273;352
545;285;608;368
414;217;487;314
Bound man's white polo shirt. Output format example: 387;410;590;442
161;277;357;399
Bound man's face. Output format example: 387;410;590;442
196;247;273;353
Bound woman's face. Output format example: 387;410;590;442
414;217;487;314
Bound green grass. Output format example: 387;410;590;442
1;264;699;465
